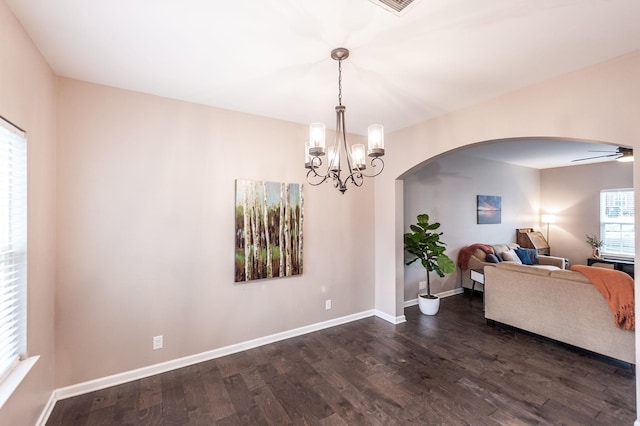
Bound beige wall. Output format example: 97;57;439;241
541;161;633;267
55;78;375;387
0;1;57;425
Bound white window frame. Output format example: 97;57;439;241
600;188;635;259
0;116;38;409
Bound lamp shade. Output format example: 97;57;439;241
351;144;366;169
367;124;384;157
327;145;340;172
541;214;556;224
304;140;312;169
309;122;326;156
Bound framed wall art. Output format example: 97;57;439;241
235;179;303;282
477;195;501;224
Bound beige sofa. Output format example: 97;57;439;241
462;243;565;291
484;262;635;365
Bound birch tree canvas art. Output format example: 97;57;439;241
235;179;303;282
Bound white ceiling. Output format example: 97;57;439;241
461;139;628;169
5;0;640;168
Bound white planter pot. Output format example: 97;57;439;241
418;294;440;315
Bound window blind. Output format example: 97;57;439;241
0;117;27;383
600;189;634;258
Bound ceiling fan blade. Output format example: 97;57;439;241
571;153;620;162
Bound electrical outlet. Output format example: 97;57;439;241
325;299;332;310
419;281;426;289
153;335;163;350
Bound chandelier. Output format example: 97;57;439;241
305;48;385;194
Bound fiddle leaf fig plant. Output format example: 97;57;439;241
404;213;456;298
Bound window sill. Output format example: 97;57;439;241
0;355;39;409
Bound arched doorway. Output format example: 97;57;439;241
399;138;633;304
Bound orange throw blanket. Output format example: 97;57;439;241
457;244;494;270
571;265;635;330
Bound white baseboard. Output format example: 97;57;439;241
36;391;57;426
38;308;377;424
440;287;465;298
404;298;417;308
374;309;406;324
404;287;465;308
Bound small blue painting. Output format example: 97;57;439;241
477;195;501;224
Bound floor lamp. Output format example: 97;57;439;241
541;214;557;252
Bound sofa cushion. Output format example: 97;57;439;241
514;248;534;265
549;269;592;283
501;249;523;264
530;264;561;271
496;262;553;276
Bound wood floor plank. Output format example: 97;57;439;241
198;360;236;421
136;403;162;425
46;391;94;425
222;373;263;424
45;295;636;425
181;365;215;423
160;369;190;425
114;380;140;424
138;374;162;410
304;372;368;425
251;383;293;425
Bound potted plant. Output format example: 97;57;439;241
404;213;456;315
586;233;604;259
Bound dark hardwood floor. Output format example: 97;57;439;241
46;294;636;425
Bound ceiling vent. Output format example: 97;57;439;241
370;0;421;15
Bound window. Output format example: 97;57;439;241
0;116;29;405
600;189;634;258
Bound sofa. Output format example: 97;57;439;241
484;262;635;365
460;243;566;291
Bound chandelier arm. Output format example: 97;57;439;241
306;168;330;186
308;156;324;174
344;170;365;188
358;157;385;178
327;169;347;193
306;157;330;186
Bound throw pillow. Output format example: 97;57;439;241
485;253;500;263
514;248;534;265
501;249;523;264
527;248;539;264
495;252;503;262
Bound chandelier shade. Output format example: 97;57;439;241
305;48;385;194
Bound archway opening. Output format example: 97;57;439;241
399;137;634;304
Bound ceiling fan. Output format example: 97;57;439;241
572;146;634;163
